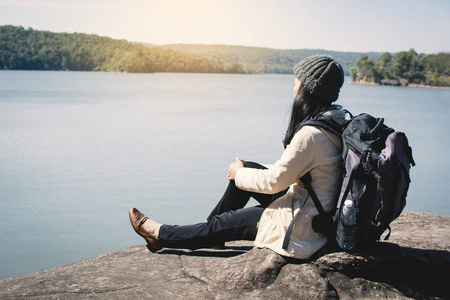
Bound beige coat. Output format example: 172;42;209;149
235;110;345;259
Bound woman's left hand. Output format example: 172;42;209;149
228;158;244;180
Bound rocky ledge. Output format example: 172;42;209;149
1;211;449;299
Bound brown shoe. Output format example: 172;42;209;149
129;208;162;253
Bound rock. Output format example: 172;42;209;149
0;211;449;299
380;79;401;86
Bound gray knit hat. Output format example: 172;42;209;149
293;55;344;103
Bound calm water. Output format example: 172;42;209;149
0;71;449;279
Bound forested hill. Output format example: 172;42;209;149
1;25;382;75
0;25;244;73
157;44;382;75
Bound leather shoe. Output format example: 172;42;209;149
129;208;162;253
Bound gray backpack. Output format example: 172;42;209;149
282;112;415;251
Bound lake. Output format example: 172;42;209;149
0;71;449;280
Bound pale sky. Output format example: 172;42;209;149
1;0;449;53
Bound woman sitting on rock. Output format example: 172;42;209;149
130;55;346;259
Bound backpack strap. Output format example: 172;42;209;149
299;172;327;215
282;172;327;250
282;210;300;250
295;107;350;137
300;119;342;136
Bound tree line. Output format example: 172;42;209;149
157;44;381;75
0;25;380;75
350;49;450;87
0;25;245;74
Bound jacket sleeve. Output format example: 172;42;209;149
235;126;322;193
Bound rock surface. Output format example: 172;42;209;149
1;211;449;299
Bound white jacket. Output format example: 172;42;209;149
235;109;345;259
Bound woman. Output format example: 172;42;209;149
130;55;346;259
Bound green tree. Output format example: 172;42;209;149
355;54;381;83
376;52;395;79
393;49;418;82
349;67;357;82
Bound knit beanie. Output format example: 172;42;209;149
293;55;344;103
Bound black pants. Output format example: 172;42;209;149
158;162;288;249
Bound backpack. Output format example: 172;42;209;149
282;111;415;251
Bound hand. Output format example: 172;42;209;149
228;158;244;180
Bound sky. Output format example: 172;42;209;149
0;0;449;54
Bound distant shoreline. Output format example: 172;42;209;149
349;81;450;90
2;70;450;88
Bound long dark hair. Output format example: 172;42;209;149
283;85;332;148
